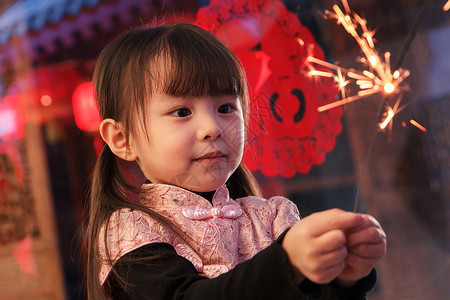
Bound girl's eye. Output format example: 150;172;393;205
171;108;192;117
218;104;234;114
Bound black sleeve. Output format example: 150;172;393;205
107;241;303;300
298;269;377;299
107;239;377;300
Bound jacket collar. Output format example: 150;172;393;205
139;183;231;209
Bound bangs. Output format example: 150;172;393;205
153;25;247;98
94;23;249;141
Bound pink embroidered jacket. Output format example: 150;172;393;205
98;183;300;285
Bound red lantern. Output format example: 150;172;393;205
195;0;341;177
8;63;85;124
72;81;101;132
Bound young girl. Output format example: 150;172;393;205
87;23;386;299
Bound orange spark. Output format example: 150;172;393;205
410;119;427;132
341;0;351;13
379;108;395;130
307;0;409;114
308;70;334;78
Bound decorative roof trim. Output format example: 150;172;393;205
0;0;155;70
0;0;101;45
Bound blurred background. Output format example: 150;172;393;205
0;0;448;299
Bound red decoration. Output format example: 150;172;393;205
12;235;37;276
195;0;341;177
72;81;101;132
8;62;85;124
0;94;25;141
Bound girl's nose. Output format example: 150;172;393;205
197;115;223;141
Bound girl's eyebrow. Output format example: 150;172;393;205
153;96;194;110
154;94;185;102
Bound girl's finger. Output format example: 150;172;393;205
317;244;348;267
303;209;364;237
365;214;382;229
346;226;386;247
315;229;347;251
338;253;378;281
344;252;379;270
348;241;387;259
308;261;346;284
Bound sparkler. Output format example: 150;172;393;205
301;0;434;212
379;109;395;130
302;0;427;133
377;96;405;143
377;95;426;133
302;0;410;114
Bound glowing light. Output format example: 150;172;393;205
40;95;52;106
308;70;334;78
0;95;24;140
342;0;351;13
72;81;101;132
339;80;348;89
379;108;394;130
393;70;400;79
384;83;395;94
369;55;378;67
410;119;427;132
445;1;450;11
375;96;425;133
302;0;410;116
0;109;18;137
12;235;37;276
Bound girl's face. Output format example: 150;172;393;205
129;93;245;192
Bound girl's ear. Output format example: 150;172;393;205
99;119;138;161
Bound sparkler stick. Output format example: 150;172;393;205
392;0;436;71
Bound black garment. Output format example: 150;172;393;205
107;233;377;300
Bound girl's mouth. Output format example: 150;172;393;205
193;151;227;165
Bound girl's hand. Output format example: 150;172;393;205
282;209;366;284
336;214;387;285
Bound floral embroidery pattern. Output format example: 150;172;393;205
98;184;300;284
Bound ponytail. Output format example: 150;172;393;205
87;145;149;299
86;145;119;300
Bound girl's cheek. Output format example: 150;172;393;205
225;122;245;143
